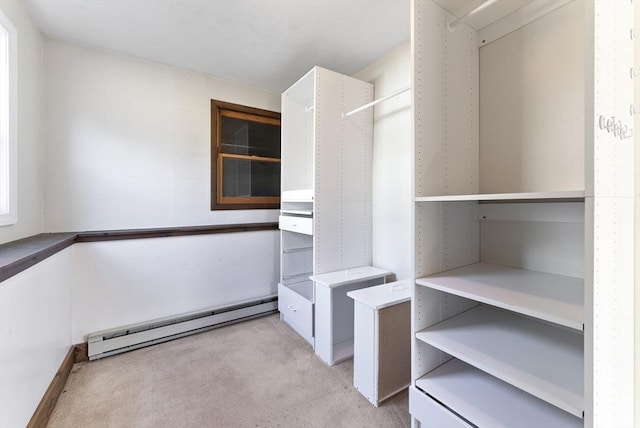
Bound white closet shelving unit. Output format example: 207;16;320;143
279;66;382;365
410;0;636;427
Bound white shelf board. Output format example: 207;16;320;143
282;246;313;254
415;305;583;417
332;339;354;364
288;280;314;302
347;280;411;310
282;272;313;282
417;359;582;428
310;266;391;289
414;190;585;202
416;263;583;330
280;209;313;216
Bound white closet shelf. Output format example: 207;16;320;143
347;280;411;310
279;215;313;236
416;263;583;330
287;280;314;301
310;266;391;289
280;209;313;216
414;190;585;202
282;272;314;282
417;359;582;428
415;305;584;417
282;246;313;254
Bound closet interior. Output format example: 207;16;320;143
410;0;635;427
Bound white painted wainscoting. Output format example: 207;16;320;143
0;228;279;426
72;231;280;344
0;248;73;428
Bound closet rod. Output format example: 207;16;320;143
342;86;411;118
448;0;498;31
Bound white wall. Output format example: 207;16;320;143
0;0;43;244
43;38;281;231
41;38;283;343
354;42;412;281
0;3;62;426
0;248;73;428
72;231;279;343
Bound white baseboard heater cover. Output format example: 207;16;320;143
87;295;278;360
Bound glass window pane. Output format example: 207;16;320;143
220;116;280;158
222;158;280;197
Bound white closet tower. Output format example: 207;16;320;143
278;66;380;364
409;0;635;427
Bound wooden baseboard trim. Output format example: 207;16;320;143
27;345;76;428
74;342;89;363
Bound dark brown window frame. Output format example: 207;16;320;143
211;100;281;210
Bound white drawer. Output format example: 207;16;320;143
278;282;314;344
409;386;471;428
279;215;313;235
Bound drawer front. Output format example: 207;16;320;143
279;215;313;235
409;386;471;428
278;283;314;343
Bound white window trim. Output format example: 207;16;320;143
0;10;16;226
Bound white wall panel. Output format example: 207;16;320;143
589;0;635;199
586;197;635;427
479;0;584;194
281;72;315;194
0;249;72;428
480;220;584;278
585;1;636;425
71;231;279;343
635;3;640;425
354;42;412;281
413;0;478;198
42;38;281;232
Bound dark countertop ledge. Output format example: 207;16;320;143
0;223;278;285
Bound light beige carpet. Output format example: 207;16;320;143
47;314;410;428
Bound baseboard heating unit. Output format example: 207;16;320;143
87;295;278;360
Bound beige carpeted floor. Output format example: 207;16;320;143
47;314;411;428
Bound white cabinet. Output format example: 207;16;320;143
277;281;314;344
410;1;635;427
347;280;411;406
279;66;378;363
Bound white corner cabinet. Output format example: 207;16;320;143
410;1;636;427
278;66;381;365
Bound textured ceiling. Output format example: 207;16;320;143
23;0;410;92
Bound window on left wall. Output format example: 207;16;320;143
0;11;16;226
